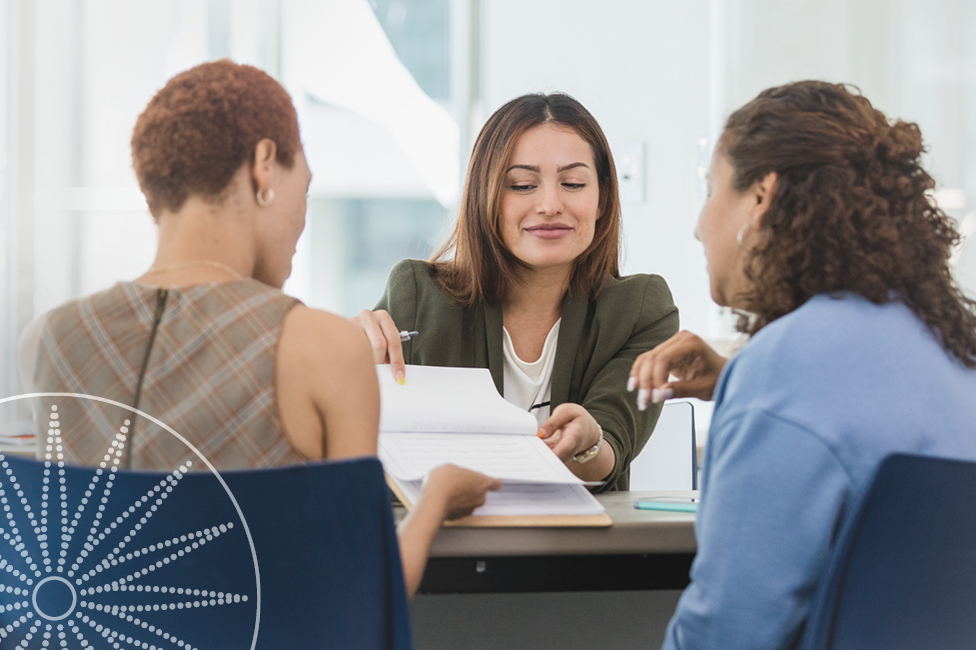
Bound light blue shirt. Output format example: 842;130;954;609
662;293;976;650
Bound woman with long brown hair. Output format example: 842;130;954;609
354;93;678;490
629;81;976;649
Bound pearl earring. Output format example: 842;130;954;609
736;224;752;247
256;187;275;207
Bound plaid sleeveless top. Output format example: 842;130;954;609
30;279;307;471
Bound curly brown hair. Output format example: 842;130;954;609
723;80;976;366
131;59;300;217
431;93;621;306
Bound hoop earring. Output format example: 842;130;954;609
256;187;275;207
736;223;752;247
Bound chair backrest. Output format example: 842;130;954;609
628;400;698;491
0;453;413;650
800;453;976;650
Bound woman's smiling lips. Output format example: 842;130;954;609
525;222;573;239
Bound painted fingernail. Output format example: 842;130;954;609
396;370;405;386
627;376;637;392
536;428;546;438
637;388;649;411
651;387;674;403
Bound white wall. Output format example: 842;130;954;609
714;0;976;297
32;1;184;314
714;0;894;113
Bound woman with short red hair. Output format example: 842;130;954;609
23;59;497;597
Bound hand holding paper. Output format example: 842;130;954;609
377;365;608;521
425;464;502;520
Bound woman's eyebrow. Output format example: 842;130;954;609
507;164;540;173
506;162;591;173
557;162;590;172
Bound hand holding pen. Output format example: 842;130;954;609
350;309;418;384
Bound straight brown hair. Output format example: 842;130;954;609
431;93;621;306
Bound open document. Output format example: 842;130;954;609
377;365;610;526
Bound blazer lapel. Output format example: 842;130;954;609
484;302;504;395
552;294;586;407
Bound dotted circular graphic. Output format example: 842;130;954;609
0;394;261;650
32;576;77;621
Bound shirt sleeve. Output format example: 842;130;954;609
373;259;422;364
582;275;679;491
662;408;853;650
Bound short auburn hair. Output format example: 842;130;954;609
131;59;300;216
431;93;621;306
723;80;976;366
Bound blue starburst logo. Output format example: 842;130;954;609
0;394;261;649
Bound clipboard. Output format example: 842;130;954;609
387;475;613;528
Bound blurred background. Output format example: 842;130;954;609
1;0;974;421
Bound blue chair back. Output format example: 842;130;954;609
0;453;413;649
801;453;976;650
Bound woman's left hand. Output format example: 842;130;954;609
537;403;601;463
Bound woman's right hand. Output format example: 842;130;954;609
628;330;729;408
351;309;406;383
423;464;502;520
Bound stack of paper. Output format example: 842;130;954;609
0;434;35;451
377;365;609;525
0;420;37;455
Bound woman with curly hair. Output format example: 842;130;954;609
629;81;976;649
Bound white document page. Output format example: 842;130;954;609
377;365;537;435
379;432;584;484
476;483;604;516
376;363;602;517
392;479;604;517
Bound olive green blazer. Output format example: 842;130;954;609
375;259;679;491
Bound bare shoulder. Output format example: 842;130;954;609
279;305;377;398
281;305;371;361
276;305;379;460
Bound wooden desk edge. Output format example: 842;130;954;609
395;490;698;557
